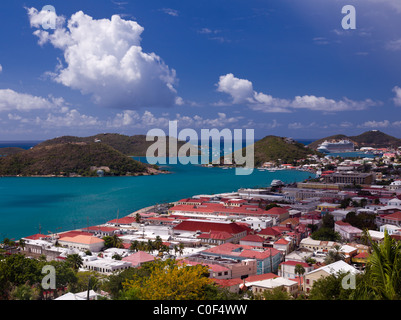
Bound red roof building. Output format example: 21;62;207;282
173;220;248;243
168;202;271;218
122;251;156;267
201;243;282;274
239;234;266;247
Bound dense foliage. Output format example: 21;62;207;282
238;135;321;167
36;133;199;157
0;142;149;176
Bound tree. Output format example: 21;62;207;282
308;271;360;300
103;234;124;249
294;264;305;290
322;213;335;229
324;245;345;265
135;213;141;223
130;240;139;252
10;283;40;300
122;259;213;300
352;231;401;300
66;254;83;272
311;228;341;242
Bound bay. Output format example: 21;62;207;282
0;157;313;240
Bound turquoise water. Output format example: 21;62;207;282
0;158;313;240
324;152;377;158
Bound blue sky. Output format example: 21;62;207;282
0;0;401;140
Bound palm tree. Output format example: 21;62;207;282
154;236;163;252
178;243;185;256
18;238;26;251
294;264;306;292
359;230;401;300
66;254;83;271
146;239;155;254
135;213;141;223
130;240;139;252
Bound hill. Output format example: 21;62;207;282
232;135;320;167
308;130;401;149
0;142;157;177
36;133;200;156
0;147;26;157
350;130;401;148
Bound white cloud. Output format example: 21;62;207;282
392;86;401;106
37;109;101;128
358;120;391;128
0;89;64;112
160;8;179;17
28;8;178;110
106;110;242;129
386;39;401;51
0;64;2;73
216;73;380;113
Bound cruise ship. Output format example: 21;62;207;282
317;140;355;153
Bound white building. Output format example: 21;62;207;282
82;257;132;274
379;224;401;235
250;277;299;296
58;235;105;252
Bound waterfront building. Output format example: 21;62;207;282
58;235;105;252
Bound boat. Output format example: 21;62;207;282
317;140;355;153
271;179;284;187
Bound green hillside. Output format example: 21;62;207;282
0;142;152;177
233;135;320;167
0;147;25;157
350;130;401;148
36;133;200;156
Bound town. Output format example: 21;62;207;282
1;144;401;300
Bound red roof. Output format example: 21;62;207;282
383;211;401;222
58;230;93;238
169;203;269;216
335;221;352;226
266;207;289;216
354;252;369;259
203;242;281;260
23;234;49;240
279;260;310;268
85;226;118;232
244;273;277;282
258;227;282;237
122;251;156;266
212;278;243;287
274;238;290;245
197;231;233;240
174;220;248;235
108;216;136;224
240;234;266;243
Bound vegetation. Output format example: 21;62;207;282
0;142;152;177
0;147;25;157
235;135;321;167
36;133;200;157
343;211;377;230
121;259;217;300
